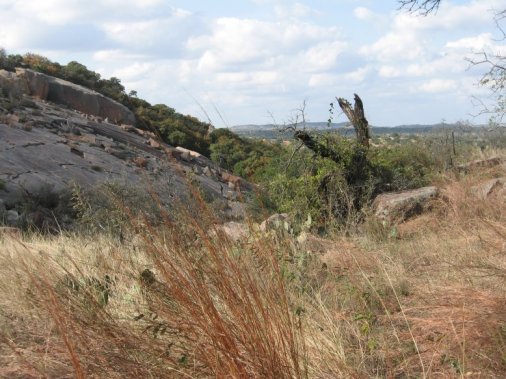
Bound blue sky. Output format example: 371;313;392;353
1;0;505;126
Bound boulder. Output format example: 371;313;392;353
372;186;439;223
16;68;136;125
0;94;253;230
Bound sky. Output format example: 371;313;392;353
1;0;505;127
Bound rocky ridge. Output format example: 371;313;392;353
1;68;135;124
0;70;250;229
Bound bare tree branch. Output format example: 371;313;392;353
398;0;440;15
399;2;505;125
465;10;506;125
278;100;308;133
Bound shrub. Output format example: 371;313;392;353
370;142;435;192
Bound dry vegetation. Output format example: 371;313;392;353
0;149;505;378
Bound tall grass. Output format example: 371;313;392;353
1;149;505;378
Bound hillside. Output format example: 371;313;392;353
0;68;250;231
0;51;213;156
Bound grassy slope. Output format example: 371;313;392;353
0;150;505;378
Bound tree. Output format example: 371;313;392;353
63;61;101;89
293;94;374;222
469;10;506;124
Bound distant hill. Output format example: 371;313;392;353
229;122;462;139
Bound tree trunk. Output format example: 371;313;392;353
337;94;370;149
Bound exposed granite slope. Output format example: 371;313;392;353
0;94;249;226
1;68;135;124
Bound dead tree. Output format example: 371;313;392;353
294;94;373;219
337;94;370;148
294;93;371;159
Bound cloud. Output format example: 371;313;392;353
274;2;321;19
446;33;495;50
418;79;458;93
187;17;345;73
378;65;402;78
0;0;501;126
344;66;371;83
301;41;348;71
360;30;427;62
101;13;206;58
354;7;373;21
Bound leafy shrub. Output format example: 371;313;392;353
370;143;435;192
255;132;437;232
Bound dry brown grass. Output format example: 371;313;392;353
0;218;308;377
0;152;505;378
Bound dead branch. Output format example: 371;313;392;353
398;0;440;15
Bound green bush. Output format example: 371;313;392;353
251;133;437;232
370;143;435;192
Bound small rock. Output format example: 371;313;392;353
203;166;213;177
297;232;336;255
180;151;192;162
143;130;156;139
70;145;84;158
227;191;238;201
148;138;161;149
176;146;201;158
120;124;135;132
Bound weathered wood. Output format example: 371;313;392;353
337;93;370;148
